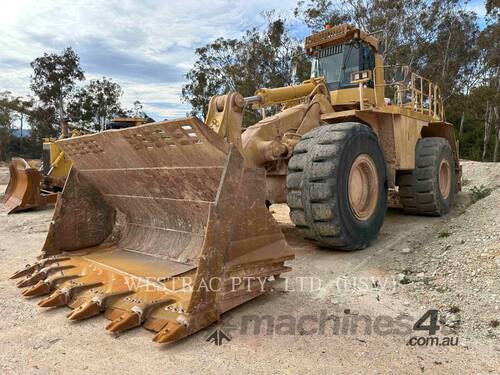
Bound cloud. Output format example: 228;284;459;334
0;0;296;121
77;39;185;84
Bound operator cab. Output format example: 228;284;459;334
310;40;375;90
305;24;382;109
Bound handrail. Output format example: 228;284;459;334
373;65;444;121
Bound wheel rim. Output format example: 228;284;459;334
439;159;451;199
348;154;379;221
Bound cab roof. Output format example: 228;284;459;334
305;24;379;55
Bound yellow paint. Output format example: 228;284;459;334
45;141;72;178
392;116;427;169
330;87;376;107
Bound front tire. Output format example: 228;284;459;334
286;123;388;250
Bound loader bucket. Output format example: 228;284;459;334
3;158;57;214
11;117;294;344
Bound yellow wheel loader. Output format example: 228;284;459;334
3;137;72;214
2;118;149;214
12;24;460;344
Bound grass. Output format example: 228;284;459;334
489;320;499;328
448;305;461;313
461;177;471;186
470;184;492;203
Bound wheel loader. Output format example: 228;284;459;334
12;24;460;344
2;118;150;214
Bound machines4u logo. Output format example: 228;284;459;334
407;309;459;347
205;316;238;346
206;329;232;346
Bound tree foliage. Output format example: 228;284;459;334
2;2;499;162
68;77;124;132
30;47;85;137
295;0;480;99
292;0;500;161
0;91;18;160
126;100;149;118
0;91;46;160
2;48;151;160
182;15;309;124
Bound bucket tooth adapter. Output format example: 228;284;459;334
12;116;294;344
3;158;58;214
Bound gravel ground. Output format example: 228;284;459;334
0;161;499;374
391;161;500;341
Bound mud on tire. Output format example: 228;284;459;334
397;137;456;216
286;122;388;250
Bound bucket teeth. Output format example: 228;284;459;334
22;281;50;297
10;257;71;280
67;300;101;321
152;321;187;343
67;287;134;321
16;265;74;288
16;272;45;288
38;278;104;309
38;290;67;308
10;264;38;280
45;274;81;289
105;310;142;333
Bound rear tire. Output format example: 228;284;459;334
397;137;456;216
286;123;388;250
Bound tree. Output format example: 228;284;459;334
295;0;480;99
294;0;500;161
0;91;18;160
182;15;308;125
295;0;430;66
30;47;85;138
12;98;32;154
481;0;500;161
0;91;60;160
0;91;20;126
68;77;124;132
128;100;146;118
418;2;480;100
27;105;58;143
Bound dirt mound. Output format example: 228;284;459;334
391;183;500;341
460;160;500;190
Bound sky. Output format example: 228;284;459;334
0;0;487;122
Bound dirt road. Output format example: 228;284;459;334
0;161;498;374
